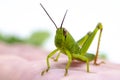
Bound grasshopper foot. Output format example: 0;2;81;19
51;57;58;62
53;59;58;62
41;67;50;76
41;70;46;76
94;61;105;65
46;67;50;72
64;69;68;76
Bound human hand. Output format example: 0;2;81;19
0;43;120;80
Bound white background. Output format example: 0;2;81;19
0;0;120;63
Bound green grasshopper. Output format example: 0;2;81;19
40;3;103;76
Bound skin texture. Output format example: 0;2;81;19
0;43;120;80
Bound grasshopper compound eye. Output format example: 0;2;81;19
63;28;67;38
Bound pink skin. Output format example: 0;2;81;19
0;43;120;80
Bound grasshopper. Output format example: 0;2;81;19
40;3;103;76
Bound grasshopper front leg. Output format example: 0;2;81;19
64;50;72;76
41;48;59;75
51;51;61;62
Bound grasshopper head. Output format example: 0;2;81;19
40;3;68;48
54;10;68;48
55;27;67;48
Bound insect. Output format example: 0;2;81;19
40;3;103;76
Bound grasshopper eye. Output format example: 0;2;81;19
63;28;67;38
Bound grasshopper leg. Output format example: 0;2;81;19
94;23;103;65
78;23;103;65
51;51;61;62
41;49;59;76
64;50;72;76
73;54;89;72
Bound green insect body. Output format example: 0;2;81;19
40;3;103;76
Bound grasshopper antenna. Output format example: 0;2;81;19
40;3;58;29
60;10;68;28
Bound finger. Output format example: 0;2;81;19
0;43;48;60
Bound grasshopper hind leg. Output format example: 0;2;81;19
78;23;103;65
73;54;90;72
85;53;105;65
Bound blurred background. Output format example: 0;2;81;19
0;0;120;63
